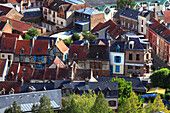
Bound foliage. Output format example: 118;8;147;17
63;90;112;113
71;33;80;41
4;101;23;113
62;38;72;47
24;33;31;40
32;94;54;113
27;28;40;37
151;64;156;71
144;95;169;113
82;30;96;41
90;93;113;113
150;68;170;88
118;92;144;113
110;76;132;103
117;0;135;10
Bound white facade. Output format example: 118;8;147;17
138;16;147;35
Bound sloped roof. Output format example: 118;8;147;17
110;41;125;52
1;37;17;53
0;21;6;30
44;68;57;80
55;40;69;54
84;0;116;7
53;56;65;68
139;8;152;17
32;40;48;55
164;10;170;24
120;7;140;20
75;7;104;15
0;5;12;16
0;58;7;77
73;69;91;80
7;63;19;81
5;0;21;4
18;66;33;81
15;40;31;55
31;68;45;80
1;32;21;39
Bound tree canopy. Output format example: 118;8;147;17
71;33;80;41
150;68;170;88
110;76;132;103
82;30;96;41
5;101;23;113
117;0;135;10
27;28;40;37
63;90;113;113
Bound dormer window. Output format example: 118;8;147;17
38;49;41;52
1;88;5;95
129;41;134;49
4;47;7;50
20;47;25;54
116;45;120;52
9;88;14;94
106;87;111;97
73;53;77;59
96;52;99;58
96;87;101;94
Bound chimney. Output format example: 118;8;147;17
6;19;9;23
2;88;5;94
11;71;14;81
51;39;54;47
85;77;89;85
55;64;59;79
21;77;24;86
29;37;35;48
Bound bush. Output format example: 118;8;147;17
71;33;80;41
24;33;31;40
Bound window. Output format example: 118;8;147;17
141;27;143;32
128;65;133;73
146;54;149;59
8;55;11;60
20;56;24;61
108;101;116;107
135;66;140;74
61;21;63;25
142;20;143;25
115;65;120;73
116;45;120;52
9;48;11;51
136;54;140;60
38;49;41;52
53;50;56;54
2;55;4;57
106;89;110;96
4;47;7;50
114;56;121;63
129;53;132;60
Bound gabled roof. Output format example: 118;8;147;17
84;0;116;7
18;66;33;81
15;40;31;55
44;68;57;80
47;0;69;11
0;5;12;16
149;18;170;43
97;76;147;93
67;3;90;11
31;68;45;80
73;69;91;80
68;44;87;60
110;41;125;52
32;40;48;55
0;81;21;94
90;39;109;45
125;37;145;50
0;58;7;77
0;21;6;30
1;37;17;53
1;32;21;39
55;40;69;54
139;8;152;17
91;22;103;33
3;0;21;4
7;63;19;81
120;7;140;20
113;7;125;19
53;56;65;68
164;10;170;24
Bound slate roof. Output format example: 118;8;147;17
87;45;109;60
20;83;54;93
0;81;21;94
110;41;125;52
149;18;170;43
1;37;17;53
0;89;62;112
62;81;118;97
120;7;140;20
7;63;19;81
97;76;147;93
21;8;42;18
55;40;69;54
164;10;170;24
75;7;104;15
139;8;152;17
0;5;12;16
113;7;125;19
36;35;58;47
46;0;69;11
0;58;7;77
84;0;116;7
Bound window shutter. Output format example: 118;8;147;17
41;56;44;61
34;56;36;61
114;101;116;106
114;56;116;62
35;64;37;68
53;50;56;54
119;57;121;63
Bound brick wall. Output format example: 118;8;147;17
91;13;104;30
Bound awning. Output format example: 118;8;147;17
147;87;166;95
141;94;157;98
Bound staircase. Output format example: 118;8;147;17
151;51;170;70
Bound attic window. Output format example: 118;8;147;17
4;47;7;50
23;68;26;72
160;31;163;34
20;47;25;54
9;48;11;51
116;45;120;52
38;49;41;52
129;41;135;49
130;14;132;16
54;3;57;6
105;7;110;15
96;52;99;58
73;53;77;59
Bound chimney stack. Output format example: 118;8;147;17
85;77;89;85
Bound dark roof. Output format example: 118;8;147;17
0;89;62;112
120;7;140;20
0;58;7;77
72;39;89;45
47;0;69;11
90;39;109;45
97;76;147;92
110;41;125;52
23;11;42;18
87;45;109;60
113;7;125;19
7;63;19;81
84;0;116;7
31;68;45;80
36;35;58;47
73;69;91;80
20;83;54;93
139;8;152;17
53;80;70;89
125;37;145;50
0;21;6;30
18;66;33;81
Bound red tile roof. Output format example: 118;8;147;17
56;40;69;54
0;58;7;77
0;5;12;15
31;68;45;80
91;22;103;33
1;32;22;39
1;37;17;52
54;56;66;68
6;0;21;4
164;10;170;24
15;40;30;55
18;66;33;81
0;81;21;94
7;63;20;81
0;17;33;32
68;44;87;60
44;68;57;80
32;40;48;55
57;68;69;80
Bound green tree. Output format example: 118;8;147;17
118;92;144;113
4;101;23;113
24;33;31;40
117;0;135;10
27;28;40;37
144;95;169;113
62;38;72;47
150;68;170;88
71;33;80;41
32;94;54;113
82;30;96;41
110;77;132;103
90;93;113;113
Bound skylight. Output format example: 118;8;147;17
54;3;57;6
